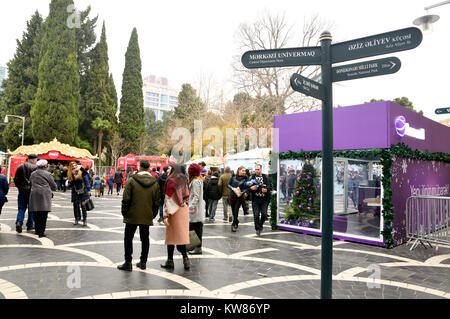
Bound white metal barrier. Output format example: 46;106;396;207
406;196;450;250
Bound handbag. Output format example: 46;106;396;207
186;230;201;251
85;197;95;211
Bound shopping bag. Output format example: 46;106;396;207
85;198;95;211
186;230;201;251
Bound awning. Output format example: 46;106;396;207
9;138;97;159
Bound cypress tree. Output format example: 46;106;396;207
1;11;43;150
82;21;115;149
31;0;80;144
118;28;145;155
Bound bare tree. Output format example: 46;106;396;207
110;131;129;163
232;12;333;114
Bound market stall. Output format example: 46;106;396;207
273;101;450;247
8;138;97;184
225;148;271;174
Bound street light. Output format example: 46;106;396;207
4;114;25;146
413;0;450;33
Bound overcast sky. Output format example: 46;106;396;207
1;0;449;122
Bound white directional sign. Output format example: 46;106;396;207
332;57;401;82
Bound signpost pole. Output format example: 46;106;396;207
320;31;334;300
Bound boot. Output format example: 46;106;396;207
160;259;174;269
183;257;190;270
74;220;79;225
117;261;132;271
83;220;87;227
136;261;146;270
16;223;23;233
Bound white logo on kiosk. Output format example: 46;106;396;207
395;116;425;140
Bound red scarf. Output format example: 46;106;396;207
165;176;190;206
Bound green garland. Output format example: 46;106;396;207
271;143;449;248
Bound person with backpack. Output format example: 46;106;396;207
114;169;124;195
93;176;102;197
205;171;221;222
68;162;91;226
14;154;38;233
107;173;114;195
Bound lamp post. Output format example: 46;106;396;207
4;115;25;146
413;0;450;33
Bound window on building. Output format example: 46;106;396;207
161;95;168;103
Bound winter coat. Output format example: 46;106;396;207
69;170;91;203
93;176;102;189
14;162;37;192
53;168;61;181
107;174;114;187
218;172;231;197
188;178;205;223
121;172;160;226
0;175;9;204
114;171;123;184
248;173;272;202
205;175;221;200
158;172;168;204
29;168;57;212
227;174;249;201
164;177;190;245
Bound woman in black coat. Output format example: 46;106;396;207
68;162;91;226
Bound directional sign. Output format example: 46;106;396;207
290;73;324;100
241;46;322;69
435;107;450;115
331;27;422;63
332;57;401;82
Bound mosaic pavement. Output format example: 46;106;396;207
0;188;449;300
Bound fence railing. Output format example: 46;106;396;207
406;196;450;251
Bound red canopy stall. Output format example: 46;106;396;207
8;138;97;184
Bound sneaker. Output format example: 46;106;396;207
16;223;23;233
229;216;233;222
223;218;228;222
189;247;202;255
136;261;146;270
160;260;174;269
38;233;46;238
183;257;190;270
157;218;163;223
231;225;237;232
117;262;132;271
74;220;79;225
27;226;35;232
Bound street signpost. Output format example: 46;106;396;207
331;27;423;63
241;26;423;300
241;47;322;68
290;74;325;100
435;107;450;115
332;57;401;82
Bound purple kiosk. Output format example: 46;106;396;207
274;101;450;247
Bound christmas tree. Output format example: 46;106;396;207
284;161;321;229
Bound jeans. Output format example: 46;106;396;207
55;180;62;191
34;211;49;235
252;200;269;231
16;191;34;227
116;184;122;194
124;224;150;263
208;200;219;220
108;183;113;195
159;205;164;219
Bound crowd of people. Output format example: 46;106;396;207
1;154;273;272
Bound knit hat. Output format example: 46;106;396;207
188;163;202;177
36;159;48;167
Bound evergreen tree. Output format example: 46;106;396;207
31;0;80;144
1;11;43;150
82;22;116;150
285;162;321;229
173;83;205;124
118;28;145;155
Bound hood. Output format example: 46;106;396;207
25;161;37;170
159;173;168;182
131;173;157;188
95;176;100;180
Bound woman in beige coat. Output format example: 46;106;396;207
161;164;191;270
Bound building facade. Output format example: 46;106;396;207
143;75;179;121
0;66;6;92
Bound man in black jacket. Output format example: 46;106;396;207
248;164;272;236
14;154;38;233
157;166;168;223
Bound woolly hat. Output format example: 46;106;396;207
36;159;48;167
188;163;202;177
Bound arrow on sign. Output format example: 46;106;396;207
331;27;422;64
435;107;450;115
290;74;325;101
332;57;401;82
241;46;322;69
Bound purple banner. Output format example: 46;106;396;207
391;157;450;246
